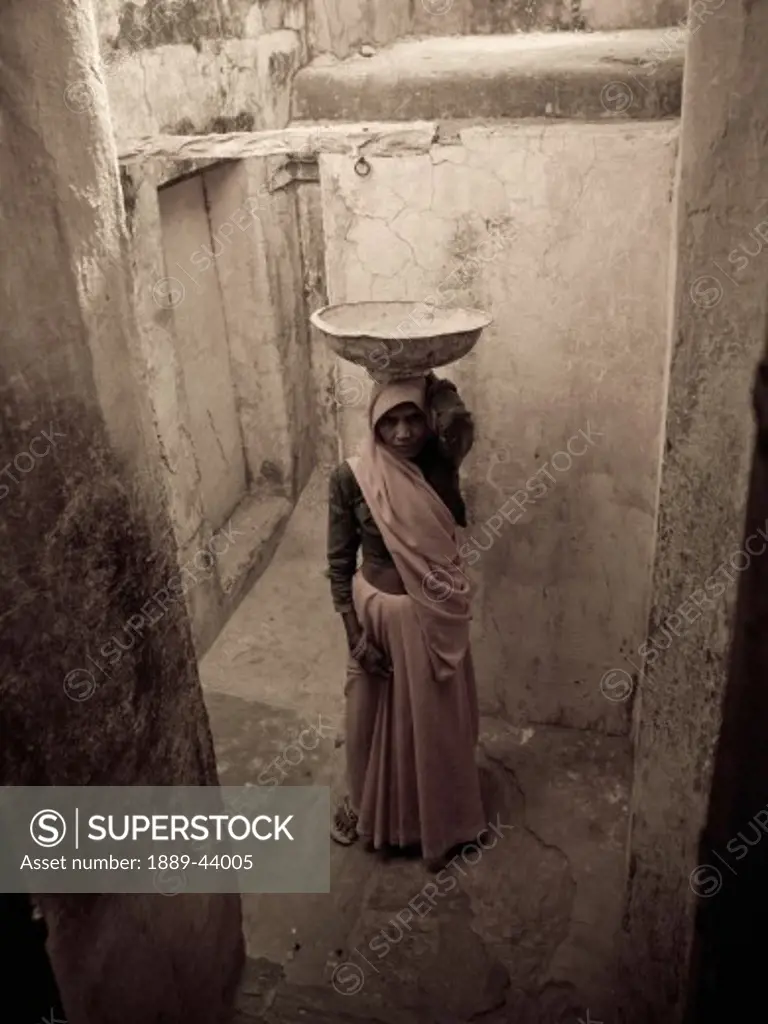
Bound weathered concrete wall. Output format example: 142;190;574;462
620;2;768;1021
581;0;687;32
123;160;230;658
158;172;249;528
322;121;678;734
84;0;306;143
307;0;688;59
204;156;317;497
86;0;690;139
122;153;328;655
298;181;339;468
0;5;243;1021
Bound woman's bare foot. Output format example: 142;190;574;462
330;796;359;846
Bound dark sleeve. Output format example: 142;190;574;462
425;373;475;466
327;465;360;614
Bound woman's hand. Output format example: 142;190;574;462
355;638;392;678
343;612;392;677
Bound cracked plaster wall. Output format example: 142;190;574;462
307;0;688;60
92;0;306;144
320;121;678;733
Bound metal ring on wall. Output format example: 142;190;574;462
354;156;372;177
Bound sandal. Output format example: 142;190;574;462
331;795;359;846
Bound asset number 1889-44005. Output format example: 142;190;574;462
147;853;253;870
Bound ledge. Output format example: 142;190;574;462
117;122;438;165
193;493;293;659
292;29;685;122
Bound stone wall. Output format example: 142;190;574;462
0;2;243;1022
323;120;678;734
88;0;306;143
90;0;691;142
307;0;689;60
620;1;768;1019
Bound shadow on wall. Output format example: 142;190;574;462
0;388;243;1022
684;359;768;1022
0;394;211;785
0;891;66;1022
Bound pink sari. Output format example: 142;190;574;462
344;379;486;860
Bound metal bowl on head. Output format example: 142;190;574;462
310;301;492;381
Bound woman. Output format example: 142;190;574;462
326;371;486;871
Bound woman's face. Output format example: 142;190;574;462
376;402;428;459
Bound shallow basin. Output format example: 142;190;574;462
310;301;492;380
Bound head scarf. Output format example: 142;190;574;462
348;377;472;682
369;377;428;432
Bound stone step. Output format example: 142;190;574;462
292;29;684;123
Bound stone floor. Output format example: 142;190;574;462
200;469;632;1023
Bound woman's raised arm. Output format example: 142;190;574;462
425;372;475;466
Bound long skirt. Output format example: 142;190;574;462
345;570;487;861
